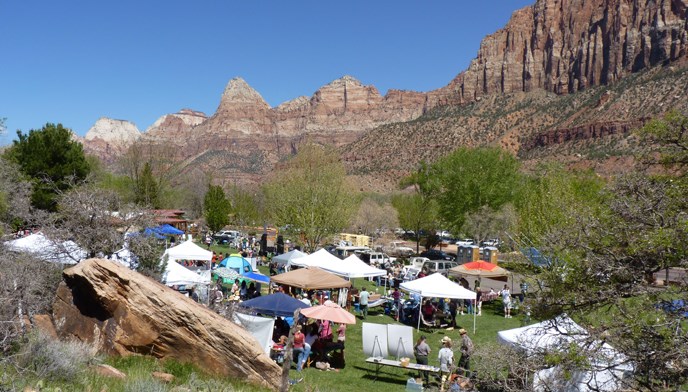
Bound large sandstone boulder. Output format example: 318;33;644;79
52;258;280;390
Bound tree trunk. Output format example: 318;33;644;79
279;308;301;392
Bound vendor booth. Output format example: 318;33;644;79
272;249;308;271
497;315;633;391
164;240;212;267
400;273;477;331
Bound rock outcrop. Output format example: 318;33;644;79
52;258;280;390
443;0;688;102
82;118;141;162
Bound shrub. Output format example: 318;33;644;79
122;378;167;392
14;332;96;382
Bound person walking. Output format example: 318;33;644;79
500;284;512;318
457;328;474;376
359;287;370;319
414;335;431;385
438;336;454;392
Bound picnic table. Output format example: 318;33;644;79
365;357;439;381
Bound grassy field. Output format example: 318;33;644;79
286;278;525;392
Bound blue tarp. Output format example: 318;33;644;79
157;224;184;235
141;228;165;239
143;224;184;237
521;247;554;267
243;271;270;284
657;299;688;318
239;292;310;317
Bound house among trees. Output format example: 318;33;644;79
152;210;188;233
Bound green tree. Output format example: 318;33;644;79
3;123;91;211
428;147;521;234
263;143;358;252
135;162;160;208
391;193;437;253
204;184;231;233
639;109;688;168
228;185;262;228
515;166;606;247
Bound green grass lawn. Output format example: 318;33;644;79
287;295;525;392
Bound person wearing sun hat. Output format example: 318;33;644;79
438;336;454;392
458;328;474;376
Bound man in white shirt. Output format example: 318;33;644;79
359;287;370;319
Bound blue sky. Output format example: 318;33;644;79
0;0;533;145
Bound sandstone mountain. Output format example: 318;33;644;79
82;118;141;161
82;0;688;188
52;258;281;390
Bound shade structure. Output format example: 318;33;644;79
400;273;477;332
243;271;270;284
400;273;476;300
497;315;633;391
300;301;356;324
316;254;387;279
157;224;184;235
272;249;308;267
163;257;210;286
219;255;253;273
290;248;341;268
271;267;351;290
448;260;510;280
239;292;310;317
165;240;212;263
5;232;85;264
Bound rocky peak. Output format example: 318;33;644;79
217;77;270;111
84;117;140;143
145;109;207;135
449;0;688;102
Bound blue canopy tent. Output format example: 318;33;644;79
243;271;270;284
239;292;310;317
157;224;184;235
141;228;165;239
219;255;253;274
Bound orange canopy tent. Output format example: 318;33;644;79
448;260;510;281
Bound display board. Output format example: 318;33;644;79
362;322;388;358
387;324;414;359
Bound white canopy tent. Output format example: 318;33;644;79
497;315;633;391
317;254;387;279
272;249;308;270
5;232;86;264
290;248;341;268
162;256;210;286
400;273;477;331
164;240;213;264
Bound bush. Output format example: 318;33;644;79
14;332;96;382
123;378;167;392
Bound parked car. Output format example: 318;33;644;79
385;241;415;257
419;249;454;261
213;230;240;244
409;256;430;270
480;238;501;247
359;251;394;268
421;260;459;276
455;238;476;247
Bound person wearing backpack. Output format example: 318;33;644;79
458;328;474;377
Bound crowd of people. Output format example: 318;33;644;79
271;304;347;372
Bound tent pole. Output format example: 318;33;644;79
473;298;476;334
417;295;422;330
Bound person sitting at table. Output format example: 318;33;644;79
422;300;436;322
